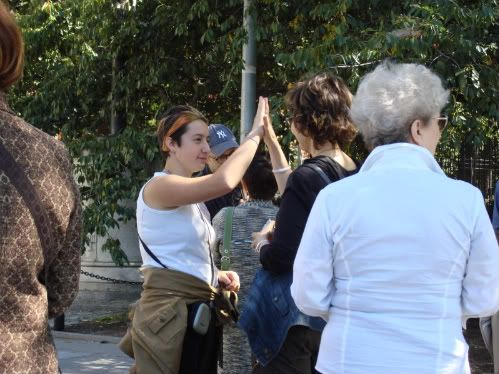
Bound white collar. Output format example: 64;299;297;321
360;143;445;176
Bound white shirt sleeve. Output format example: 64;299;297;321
291;190;335;321
462;188;499;325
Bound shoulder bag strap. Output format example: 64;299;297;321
0;141;55;283
302;163;333;185
221;207;235;271
137;234;169;269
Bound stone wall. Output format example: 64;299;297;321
80;202;142;292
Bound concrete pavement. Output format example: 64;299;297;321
52;287;139;373
55;332;133;374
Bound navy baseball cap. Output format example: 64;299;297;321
208;124;239;157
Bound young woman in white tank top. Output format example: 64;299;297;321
132;99;267;373
139;98;265;288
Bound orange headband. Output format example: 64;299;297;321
166;116;193;138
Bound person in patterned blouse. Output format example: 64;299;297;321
0;3;82;373
213;152;279;374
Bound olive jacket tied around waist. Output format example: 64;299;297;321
119;267;238;374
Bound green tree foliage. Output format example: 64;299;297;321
6;0;498;264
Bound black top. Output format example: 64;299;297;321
205;187;243;220
198;165;243;220
259;155;358;274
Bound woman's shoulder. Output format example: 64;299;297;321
289;161;320;181
287;159;335;188
213;205;229;220
212;206;230;230
2;113;70;166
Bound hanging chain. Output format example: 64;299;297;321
80;269;143;286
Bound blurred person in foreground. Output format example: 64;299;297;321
291;61;499;374
0;2;82;373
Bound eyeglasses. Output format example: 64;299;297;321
433;116;448;132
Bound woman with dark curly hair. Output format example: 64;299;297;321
240;73;358;374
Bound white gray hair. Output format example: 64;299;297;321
350;61;449;149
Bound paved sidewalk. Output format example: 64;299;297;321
52;288;138;373
55;332;133;374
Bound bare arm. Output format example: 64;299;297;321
145;97;266;208
263;101;292;194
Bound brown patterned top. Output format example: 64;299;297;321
0;93;82;374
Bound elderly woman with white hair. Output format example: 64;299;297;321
291;62;499;374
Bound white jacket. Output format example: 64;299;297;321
291;143;499;374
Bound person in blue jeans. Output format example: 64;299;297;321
241;74;358;374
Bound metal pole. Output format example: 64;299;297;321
111;2;127;135
240;0;256;142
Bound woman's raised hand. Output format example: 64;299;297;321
248;96;267;138
263;98;278;146
260;97;292;194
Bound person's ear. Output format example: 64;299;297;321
163;137;176;154
409;119;424;145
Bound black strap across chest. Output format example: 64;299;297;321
302;163;334;184
138;234;169;269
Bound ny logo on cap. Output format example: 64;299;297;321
217;130;227;139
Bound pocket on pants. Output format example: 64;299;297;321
148;305;182;335
133;302;188;374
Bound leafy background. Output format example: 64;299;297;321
6;0;498;264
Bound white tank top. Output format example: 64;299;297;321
136;172;218;286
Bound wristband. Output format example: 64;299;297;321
248;137;260;146
272;166;291;174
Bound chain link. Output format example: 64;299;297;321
80;269;143;286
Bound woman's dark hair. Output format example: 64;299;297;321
156;105;208;159
0;1;24;91
285;73;357;150
242;152;277;201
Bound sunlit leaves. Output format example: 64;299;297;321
6;0;498;264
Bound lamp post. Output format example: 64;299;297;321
110;0;131;135
240;0;256;141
